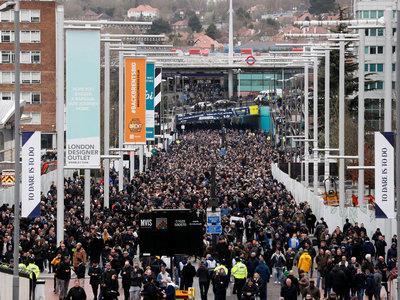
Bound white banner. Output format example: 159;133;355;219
374;132;395;219
22;132;41;218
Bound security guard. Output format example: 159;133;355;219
26;259;40;300
26;259;40;281
231;259;248;300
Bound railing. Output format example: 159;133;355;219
271;163;396;238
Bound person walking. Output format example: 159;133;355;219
271;249;286;284
130;262;144;300
181;260;196;290
121;260;133;300
212;268;229;300
56;256;72;300
196;261;210;300
231;258;248;300
297;250;312;275
88;261;103;300
280;278;297;300
255;255;271;300
66;279;87;300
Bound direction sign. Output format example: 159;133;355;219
206;211;222;234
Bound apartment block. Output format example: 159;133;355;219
0;0;57;157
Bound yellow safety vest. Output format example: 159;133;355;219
231;262;248;279
26;263;40;280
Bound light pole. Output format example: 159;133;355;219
395;8;400;300
0;1;21;298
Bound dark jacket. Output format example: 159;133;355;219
181;263;196;283
66;286;87;300
254;262;270;283
56;261;71;280
75;262;86;279
241;283;258;299
196;265;209;283
88;265;103;286
280;284;298;300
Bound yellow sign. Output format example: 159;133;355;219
1;170;15;186
249;105;259;115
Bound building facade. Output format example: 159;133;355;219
355;0;397;131
0;0;56;159
127;5;160;20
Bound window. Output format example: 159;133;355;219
20;10;30;22
370;10;377;19
370;64;376;72
21;72;30;84
21;112;41;125
393;28;397;36
393;46;396;54
0;92;12;101
370;46;376;54
31;92;41;104
0;72;14;84
393;64;396;72
21;52;31;63
31;72;40;83
31;31;40;43
1;31;13;42
0;11;12;22
41;134;53;149
1;51;13;63
378;46;383;54
365;64;369;72
21;92;30;103
363;11;370;19
377;28;384;36
377;81;384;89
31;52;40;64
377;10;384;18
31;10;40;23
377;64;383;72
20;72;41;84
365;46;369;54
20;31;40;43
370;29;377;36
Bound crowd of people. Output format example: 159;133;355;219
0;128;397;300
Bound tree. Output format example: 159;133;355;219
149;18;172;34
236;7;252;27
309;0;337;15
188;14;202;33
205;23;220;40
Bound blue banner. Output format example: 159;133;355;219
65;30;100;169
146;62;155;140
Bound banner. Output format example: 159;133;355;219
124;57;147;144
154;67;162;136
66;30;100;169
374;132;395;219
146;62;155;141
22;132;41;218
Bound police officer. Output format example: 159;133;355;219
231;258;248;300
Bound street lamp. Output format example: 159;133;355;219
1;1;21;299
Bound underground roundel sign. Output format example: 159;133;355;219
245;55;256;65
